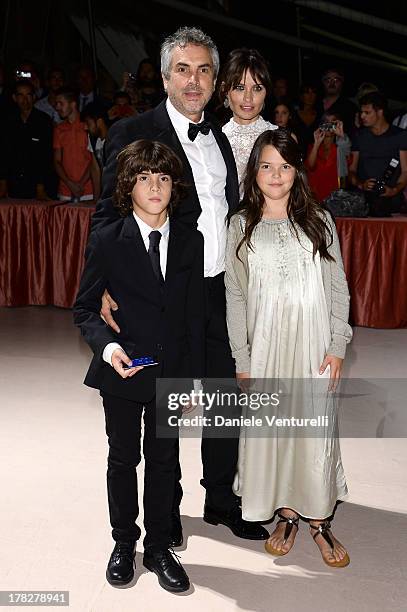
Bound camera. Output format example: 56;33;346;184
373;179;386;195
125;73;137;89
367;157;400;217
16;70;32;78
319;121;337;132
372;158;399;195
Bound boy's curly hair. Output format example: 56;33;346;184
113;139;187;217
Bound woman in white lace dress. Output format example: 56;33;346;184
217;48;278;193
225;128;352;568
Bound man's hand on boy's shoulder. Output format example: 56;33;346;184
101;289;120;332
111;348;144;379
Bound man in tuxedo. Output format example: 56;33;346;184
75;139;205;592
92;26;269;567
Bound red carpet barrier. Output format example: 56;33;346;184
0;199;58;306
52;202;95;308
0;199;95;309
1;199;406;327
335;216;407;329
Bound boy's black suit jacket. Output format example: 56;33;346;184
73;215;205;404
91;100;239;232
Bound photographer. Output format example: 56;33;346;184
107;90;136;124
305;112;351;202
349;92;407;217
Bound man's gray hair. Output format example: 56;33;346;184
160;26;219;80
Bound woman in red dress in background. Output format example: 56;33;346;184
305;112;351;202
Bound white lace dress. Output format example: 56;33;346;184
222;116;278;194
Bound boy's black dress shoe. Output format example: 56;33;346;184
106;541;136;585
204;504;269;540
170;510;183;547
143;548;190;593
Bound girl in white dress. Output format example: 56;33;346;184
225;128;352;568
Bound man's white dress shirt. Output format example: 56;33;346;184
166;98;228;278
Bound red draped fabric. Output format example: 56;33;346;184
1;199;407;328
0;199;58;306
335;216;407;328
52;203;95;308
0;199;94;308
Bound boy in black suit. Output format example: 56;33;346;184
73;140;205;593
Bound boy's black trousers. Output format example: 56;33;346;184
102;393;178;551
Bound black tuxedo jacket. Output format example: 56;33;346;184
73;215;205;403
91;99;239;231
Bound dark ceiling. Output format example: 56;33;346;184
2;0;406;103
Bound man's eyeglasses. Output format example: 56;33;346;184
323;77;342;84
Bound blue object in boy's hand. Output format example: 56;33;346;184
123;356;159;369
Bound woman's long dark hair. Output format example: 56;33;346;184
236;128;334;261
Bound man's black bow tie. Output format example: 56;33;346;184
188;120;211;141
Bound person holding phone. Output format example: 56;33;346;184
73;139;205;593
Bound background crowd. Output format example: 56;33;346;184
0;55;406;215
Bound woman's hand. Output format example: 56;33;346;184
319;354;343;392
313;128;325;147
101;289;120;333
236;371;251;393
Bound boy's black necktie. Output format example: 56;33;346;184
148;230;164;285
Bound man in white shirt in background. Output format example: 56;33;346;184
35;67;65;124
81;102;109;169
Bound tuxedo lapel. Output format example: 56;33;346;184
152;102;200;220
152;102;195;185
164;220;188;289
208;115;239;214
210;120;230;163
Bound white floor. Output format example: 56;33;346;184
0;306;406;612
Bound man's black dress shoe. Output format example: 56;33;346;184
106;541;135;585
170;510;183;547
204;504;269;540
143;548;190;593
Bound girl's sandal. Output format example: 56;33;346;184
309;521;350;568
265;511;300;556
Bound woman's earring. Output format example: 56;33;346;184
224;97;230;109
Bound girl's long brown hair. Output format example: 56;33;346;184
235;128;334;261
